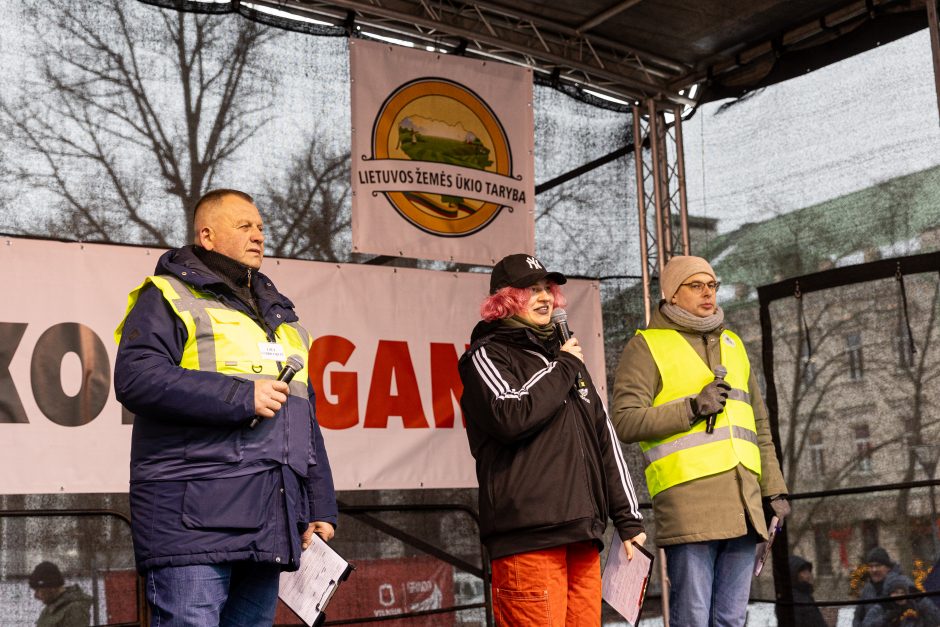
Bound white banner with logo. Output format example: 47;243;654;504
350;39;535;266
0;238;606;494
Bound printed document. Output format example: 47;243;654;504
279;535;352;627
602;541;654;625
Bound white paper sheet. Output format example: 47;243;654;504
601;541;654;626
279;535;351;626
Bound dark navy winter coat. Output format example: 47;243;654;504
114;246;337;573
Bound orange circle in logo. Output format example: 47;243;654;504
372;79;512;236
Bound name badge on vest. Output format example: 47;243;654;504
258;342;286;362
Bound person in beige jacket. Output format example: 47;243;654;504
612;255;789;627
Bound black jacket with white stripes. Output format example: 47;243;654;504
458;320;644;560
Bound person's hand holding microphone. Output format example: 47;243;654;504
249;354;304;428
689;365;731;430
253;380;289;421
553;308;591;398
552;309;584;362
559;337;583;362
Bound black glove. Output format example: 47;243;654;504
689;379;731;426
769;495;791;523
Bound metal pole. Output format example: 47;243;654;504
930;481;940;559
647;100;669;274
672;105;691;255
633;104;652;324
655;108;676;262
927;0;940;126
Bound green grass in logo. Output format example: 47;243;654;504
398;129;493;170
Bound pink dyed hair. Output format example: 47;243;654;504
480;283;568;322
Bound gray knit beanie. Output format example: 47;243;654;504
660;255;716;301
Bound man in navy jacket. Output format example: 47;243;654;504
114;189;337;626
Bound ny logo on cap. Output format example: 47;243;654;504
526;256;542;270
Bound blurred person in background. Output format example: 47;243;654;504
28;561;91;627
862;572;940;627
856;548;902;627
790;555;828;627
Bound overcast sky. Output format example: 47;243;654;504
683;29;940;236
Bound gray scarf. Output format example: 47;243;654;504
661;302;725;333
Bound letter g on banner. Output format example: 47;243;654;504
30;322;110;427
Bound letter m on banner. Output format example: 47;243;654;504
349;39;535;266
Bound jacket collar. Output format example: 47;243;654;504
154;246;296;315
469;319;557;356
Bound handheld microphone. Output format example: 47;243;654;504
705;364;728;434
550;309;587;392
249;353;305;429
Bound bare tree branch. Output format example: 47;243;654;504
0;0;282;245
262;136;352;262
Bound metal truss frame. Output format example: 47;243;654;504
258;0;694;106
249;0;930;108
632;100;690;324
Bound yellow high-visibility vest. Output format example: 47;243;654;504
115;274;311;399
636;328;761;498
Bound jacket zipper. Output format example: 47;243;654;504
570;388;603;526
246;269;289;462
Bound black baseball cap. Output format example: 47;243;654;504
489;253;566;293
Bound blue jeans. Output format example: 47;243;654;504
146;562;281;627
664;532;758;627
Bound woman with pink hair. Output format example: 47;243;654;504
458;253;646;626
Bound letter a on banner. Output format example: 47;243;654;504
350;39;535;265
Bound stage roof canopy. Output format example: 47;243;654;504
269;0;931;107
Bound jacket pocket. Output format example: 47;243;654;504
183;426;242;463
181;474;272;530
494;588;551;625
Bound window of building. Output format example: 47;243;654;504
814;525;833;576
809;429;825;475
846;332;864;380
860;519;879;555
854;423;873;473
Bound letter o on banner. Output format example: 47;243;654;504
30;323;110;426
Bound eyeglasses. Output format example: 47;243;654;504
680;281;720;294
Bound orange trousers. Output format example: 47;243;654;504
490;541;602;626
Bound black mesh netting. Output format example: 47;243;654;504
4;0;940;624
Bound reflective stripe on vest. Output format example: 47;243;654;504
637;328;762;497
116;274;311;399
